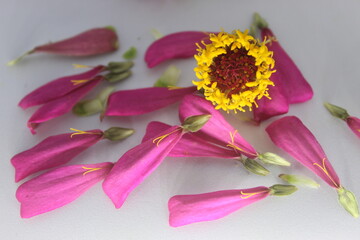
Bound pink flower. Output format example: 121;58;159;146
8;27;119;66
102;114;211;208
168;184;297;227
252;13;313;122
145;31;212;68
11;129;103;182
104;86;196;117
266;116;359;217
16;162;113;218
324;102;360;138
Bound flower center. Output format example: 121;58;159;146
209;47;258;96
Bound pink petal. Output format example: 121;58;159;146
103;126;184;208
346;116;360;138
145;31;212;68
266;116;340;188
34;27;118;56
19;66;105;109
261;28;313;103
253;71;289;123
16;162;113;218
105;86;196;117
179;94;258;158
142;121;239;159
11;130;103;182
169;187;270;227
28;77;102;134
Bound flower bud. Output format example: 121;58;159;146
105;71;132;83
240;158;270;176
279;174;320;189
269;184;298;196
337;187;359;218
324;102;350;120
258;152;290;166
181;114;211;132
103;127;135;141
107;61;134;74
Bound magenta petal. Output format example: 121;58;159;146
28;77;102;134
169;187;270;227
142;121;239;159
105;86;196;117
179;94;258;158
253;71;289;123
16;162;113;218
261;28;313;103
346;116;360;138
266;116;340;188
19;66;105;109
145;31;212;68
34;27;118;56
11;130;103;182
102;126;184;208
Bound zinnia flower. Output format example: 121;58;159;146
16;162;113;218
19;62;133;134
102;114;211;209
8;27;119;66
11;127;134;182
266;116;359;218
169;184;297;227
324;102;360;138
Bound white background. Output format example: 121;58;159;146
1;0;360;239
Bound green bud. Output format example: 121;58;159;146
103;127;135;141
181;114;211;132
107;61;134;74
258;152;291;166
324;102;350;120
105;70;132;83
253;12;269;30
269;184;298;196
73;99;103;116
154;65;181;87
122;47;137;60
279;174;320;189
240;158;270;176
337;187;359;218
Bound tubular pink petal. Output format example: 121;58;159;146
16;162;113;218
11;130;103;182
253;71;289;123
33;27;118;56
346;116;360;138
169;187;270;227
261;28;313;103
145;31;212;68
179;94;258;158
266;116;340;188
19;66;105;109
105;86;196;117
27;77;102;134
142;121;239;159
102;126;184;209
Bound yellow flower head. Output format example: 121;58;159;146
193;30;275;112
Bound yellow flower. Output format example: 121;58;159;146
193;30;275;112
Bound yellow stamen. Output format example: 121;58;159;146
240;190;268;199
70;79;91;85
70;128;102;138
152;127;182;146
357;129;360;132
226;130;257;157
313;158;340;188
82;166;102;176
72;64;93;69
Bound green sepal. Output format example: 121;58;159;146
324;102;350;120
154;65;181;87
122;47;137;60
103;127;135;141
73;99;103;117
240;158;270;176
107;61;133;74
279;174;320;189
258;152;291;166
181;114;211;132
269;184;298;196
105;71;132;83
253;12;269;30
337;187;359;218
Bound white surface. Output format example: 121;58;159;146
1;0;360;239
